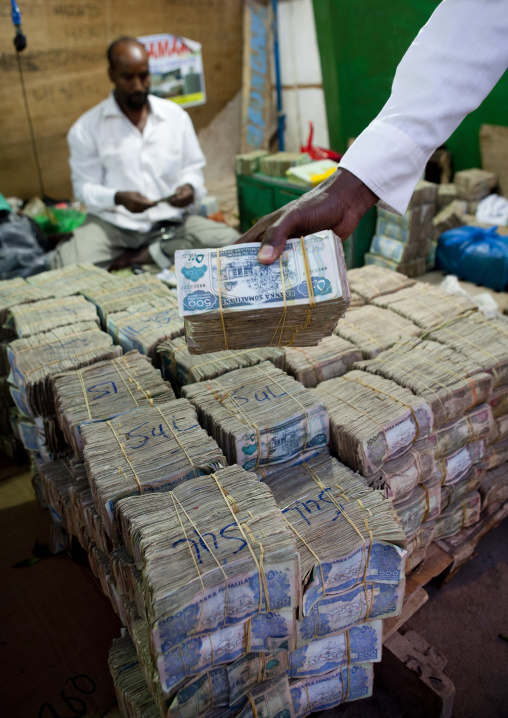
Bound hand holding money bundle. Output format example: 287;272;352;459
175;231;351;353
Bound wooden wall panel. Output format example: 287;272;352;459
0;0;243;199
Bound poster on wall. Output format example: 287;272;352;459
138;33;206;108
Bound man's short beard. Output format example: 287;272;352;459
126;92;149;109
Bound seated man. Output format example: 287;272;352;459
52;36;238;269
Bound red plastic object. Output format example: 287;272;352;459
300;122;342;162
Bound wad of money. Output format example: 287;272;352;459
175;231;351;353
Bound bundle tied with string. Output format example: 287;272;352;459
334;304;421;359
82;398;226;537
182;361;329;471
53;351;175;458
115;465;300;656
263;452;406;617
82;274;176;325
8;322;121;417
480;463;508;510
433;489;482;540
283;334;362;388
176;231;350;354
313;369;433;475
356;337;493;429
7;294;100;338
106;297;184;365
370;283;477;329
158;335;285;395
392;473;442;539
109;635;160;718
346;265;415;302
427;313;508;388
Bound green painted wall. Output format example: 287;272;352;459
312;0;508;171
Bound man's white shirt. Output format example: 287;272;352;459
339;0;508;215
67;93;206;232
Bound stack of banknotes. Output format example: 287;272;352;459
347;265;415;302
235;150;270;175
365;180;437;276
259;151;310;178
175;231;351;353
182;361;329;470
53;351;175;457
26;263;110;296
82;398;226;536
334;305;421;359
82;274;176;325
0;276;54;340
8;322;121;417
158;335;284;394
480;464;508;510
6;295;100;338
454;168;497;201
283;334;362;387
106;298;184;363
371;283;476;330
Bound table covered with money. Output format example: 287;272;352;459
2;248;508;718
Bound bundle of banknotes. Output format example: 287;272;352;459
427;313;508;388
175;231;351;353
283;334;362;387
82;274;176;324
347;265;416;302
313;369;433;475
357;338;492;428
6;295;100;338
259;151;310;178
116;465;300;651
82;398;226;536
235;150;270;175
106;298;184;363
434;490;482;540
480;464;508;509
54;351;175;457
453;168;497;201
0;277;54;340
371;283;476;329
109;635;160;718
182;362;329;470
158;336;284;394
334;305;421;359
26;262;111;296
8;322;121;416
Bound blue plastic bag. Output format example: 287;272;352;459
436;225;508;292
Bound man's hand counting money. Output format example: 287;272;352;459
234;168;379;265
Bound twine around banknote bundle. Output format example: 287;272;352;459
215;237;317;351
340;373;422;443
209;365;310;470
298;657;352;713
105;405;198;495
76;356;155;423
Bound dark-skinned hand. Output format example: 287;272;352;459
168;183;195;208
115;191;156;214
234;168;379;264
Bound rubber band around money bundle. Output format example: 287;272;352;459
256;364;311;452
341;373;422;443
156;407;197;478
77;369;93;421
112;356;154;407
216;248;228;350
421;483;431;523
287;345;325;384
211;379;262;470
246;692;258;718
106;420;143;495
302;464;374;591
269;255;288;347
170;490;230;635
211;473;270;614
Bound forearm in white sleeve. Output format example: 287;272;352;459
67;124;117;210
177;114;207;206
339;0;508;215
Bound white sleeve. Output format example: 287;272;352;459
177;112;207;205
67;121;116;210
339;0;508;215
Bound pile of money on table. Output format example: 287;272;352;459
4;260;508;718
365;180;438;277
176;231;351;353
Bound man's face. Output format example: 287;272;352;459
109;43;150;110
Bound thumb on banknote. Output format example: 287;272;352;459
234;169;379;265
